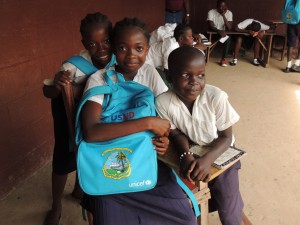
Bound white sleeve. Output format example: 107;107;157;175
226;10;233;22
83;71;106;105
237;19;253;30
155;94;176;129
207;9;214;21
162;38;178;70
214;91;240;131
259;22;270;31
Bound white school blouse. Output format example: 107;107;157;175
155;85;239;145
84;63;168;105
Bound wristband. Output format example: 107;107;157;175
186;14;190;17
179;151;194;161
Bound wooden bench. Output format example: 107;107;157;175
158;145;247;225
207;31;275;67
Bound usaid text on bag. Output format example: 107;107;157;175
75;70;158;195
282;0;300;24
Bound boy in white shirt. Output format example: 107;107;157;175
156;46;248;225
207;0;233;67
230;19;270;66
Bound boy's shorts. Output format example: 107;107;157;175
51;96;77;175
287;23;300;48
208;160;244;225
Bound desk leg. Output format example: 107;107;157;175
198;181;209;225
258;35;273;68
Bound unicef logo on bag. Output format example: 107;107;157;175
102;148;132;180
129;180;152;188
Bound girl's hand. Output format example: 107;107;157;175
152;136;169;155
149;117;170;137
54;70;72;90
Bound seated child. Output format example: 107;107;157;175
146;23;206;72
81;18;197;225
230;19;270;66
156;46;245;225
42;12;115;225
207;0;233;67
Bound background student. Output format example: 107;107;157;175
42;12;115;225
80;18;197;225
284;22;300;73
165;0;190;24
230;19;270;66
207;0;233;67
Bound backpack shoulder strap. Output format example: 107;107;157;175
75;85;112;144
65;56;98;75
172;169;201;217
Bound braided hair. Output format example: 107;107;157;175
80;12;112;38
112;17;150;44
173;24;192;42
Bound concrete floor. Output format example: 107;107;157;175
1;54;300;225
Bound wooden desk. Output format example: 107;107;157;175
158;147;241;225
207;31;275;67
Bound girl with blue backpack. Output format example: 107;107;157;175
42;12;116;225
79;18;198;225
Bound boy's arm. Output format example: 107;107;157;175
81;101;170;142
207;20;227;37
221;12;232;31
200;127;232;164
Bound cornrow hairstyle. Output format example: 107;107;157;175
80;12;112;38
173;23;192;41
217;0;226;6
112;17;150;44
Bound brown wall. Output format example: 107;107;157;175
0;0;287;198
190;0;286;34
0;0;164;198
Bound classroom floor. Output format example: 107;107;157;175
1;52;300;225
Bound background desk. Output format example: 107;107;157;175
206;31;275;67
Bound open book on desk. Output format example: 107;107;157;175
189;145;247;169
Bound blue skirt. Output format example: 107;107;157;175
81;161;197;225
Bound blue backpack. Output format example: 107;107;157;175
282;0;300;24
75;70;158;195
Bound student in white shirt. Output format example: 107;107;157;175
230;19;270;66
146;24;206;72
207;0;233;67
156;46;249;225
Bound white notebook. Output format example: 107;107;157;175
189;145;246;169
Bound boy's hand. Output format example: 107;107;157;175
149;117;170;137
179;154;195;182
218;30;226;37
53;70;72;90
180;155;212;182
188;156;212;182
152;136;169;155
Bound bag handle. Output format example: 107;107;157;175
172;169;201;217
104;70;125;87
